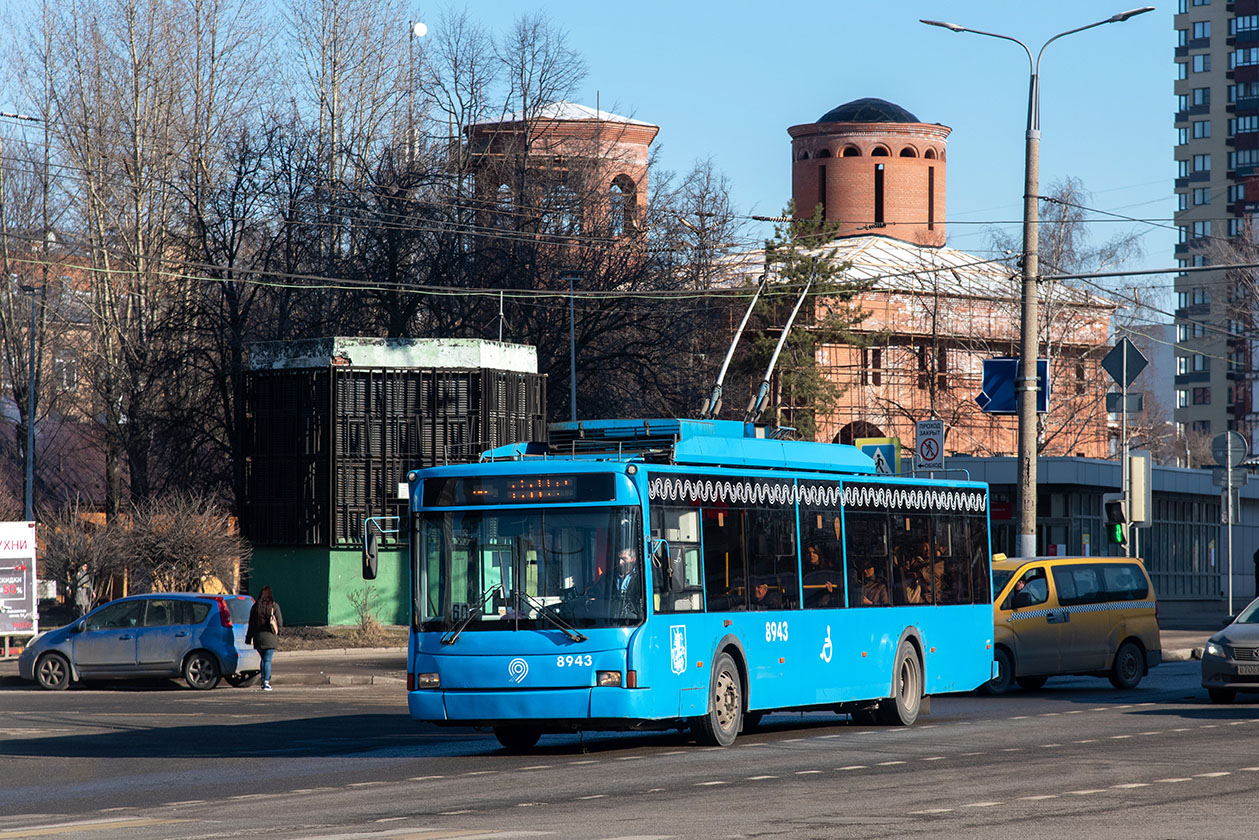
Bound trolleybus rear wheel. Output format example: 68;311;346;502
692;651;743;747
875;640;922;726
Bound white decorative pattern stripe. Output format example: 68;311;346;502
647;475;986;514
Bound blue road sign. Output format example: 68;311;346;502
975;357;1049;414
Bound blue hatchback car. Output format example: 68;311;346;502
19;593;261;690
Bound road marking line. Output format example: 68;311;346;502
782;738;805;743
796;770;823;775
818;734;842;739
615;756;643;760
1109;735;1132;740
516;802;545;807
837;765;867;771
1200;724;1220;729
348;781;388;787
1239;767;1259;772
1019;795;1058;801
568;760;598;765
1113;783;1150;789
1066;790;1107;796
748;775;778;780
961;752;986;756
911;808;954;814
165;800;206;806
876;761;906;766
1065;710;1084;714
1171;728;1191;732
659;751;685;756
409;775;446;780
1075;739;1098;744
963;802;1002;808
1010;716;1030;720
577;795;606;800
1155;778;1191;783
228;794;274;800
517;767;550;771
461;771;496;776
1139;732;1160;736
1196;772;1231;778
0;819;189;839
439;809;474;815
923;757;946;761
695;781;727;786
1000;748;1022;752
1228;721;1247;726
1038;713;1060;717
1040;744;1062;748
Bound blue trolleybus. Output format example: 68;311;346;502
385;418;994;750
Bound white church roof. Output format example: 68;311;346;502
475;100;656;128
726;235;1113;308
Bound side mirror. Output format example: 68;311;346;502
70;621;84;633
363;530;379;580
1223;615;1236;627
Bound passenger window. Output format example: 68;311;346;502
143;600;178;627
187;601;212;624
746;508;798;610
890;512;931;606
1101;563;1149;601
1055;566;1102;606
933;514;972;605
967;514;992;603
702;508;745;611
800;507;845;609
1004;568;1048;609
846;511;890;607
651;506;704;613
86;600;145;631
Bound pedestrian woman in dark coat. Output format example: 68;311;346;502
245;585;283;691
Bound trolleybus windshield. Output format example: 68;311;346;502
419;506;644;631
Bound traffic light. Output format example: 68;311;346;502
1103;493;1127;546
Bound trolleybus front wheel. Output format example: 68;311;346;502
493;725;542;752
692;651;743;747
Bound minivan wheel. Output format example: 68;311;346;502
35;652;71;691
183;651;221;690
1108;641;1144;690
983;647;1013;695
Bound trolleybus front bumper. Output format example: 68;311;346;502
410;686;662;726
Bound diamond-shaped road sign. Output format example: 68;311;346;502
1101;338;1148;389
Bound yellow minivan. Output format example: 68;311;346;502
985;555;1162;694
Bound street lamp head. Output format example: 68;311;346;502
920;19;965;32
1109;6;1154;23
412;21;427;38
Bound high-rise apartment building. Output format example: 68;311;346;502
1174;0;1258;447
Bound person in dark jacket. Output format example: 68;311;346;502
245;586;283;691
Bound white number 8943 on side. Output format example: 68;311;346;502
556;654;593;667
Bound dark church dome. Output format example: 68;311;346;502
817;97;920;124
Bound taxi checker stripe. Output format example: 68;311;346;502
1005;600;1157;623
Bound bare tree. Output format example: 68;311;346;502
128;491;251;592
38;499;130;612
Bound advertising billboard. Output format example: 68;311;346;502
0;521;38;636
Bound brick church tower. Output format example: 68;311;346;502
787;98;951;247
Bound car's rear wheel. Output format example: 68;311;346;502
35;652;71;691
226;672;259;688
982;647;1014;695
183;651;221;690
1016;675;1048;690
1108;641;1144;690
1208;687;1237;704
493;725;542;752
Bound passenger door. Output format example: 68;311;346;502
1051;564;1109;671
73;600;145;672
1000;567;1061;676
136;599;190;670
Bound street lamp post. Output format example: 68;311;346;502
20;284;37;521
922;8;1153;558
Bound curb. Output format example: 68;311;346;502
275;674;406;687
274;647;404;661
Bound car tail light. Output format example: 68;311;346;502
213;597;233;627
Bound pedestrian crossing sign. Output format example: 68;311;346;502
854;437;901;475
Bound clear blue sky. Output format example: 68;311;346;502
474;0;1175;311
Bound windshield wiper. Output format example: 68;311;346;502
514;589;587;643
441;583;503;645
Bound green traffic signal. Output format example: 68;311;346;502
1111;523;1125;545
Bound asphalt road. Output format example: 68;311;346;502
1;660;1257;839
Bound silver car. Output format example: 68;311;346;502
18;593;261;690
1201;596;1259;703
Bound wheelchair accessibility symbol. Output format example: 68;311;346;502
820;626;833;663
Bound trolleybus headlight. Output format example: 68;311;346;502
1205;641;1226;659
596;670;622;687
414;672;440;689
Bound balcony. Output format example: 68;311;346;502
1175;372;1211;385
1239;30;1259;45
1237;96;1259;113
